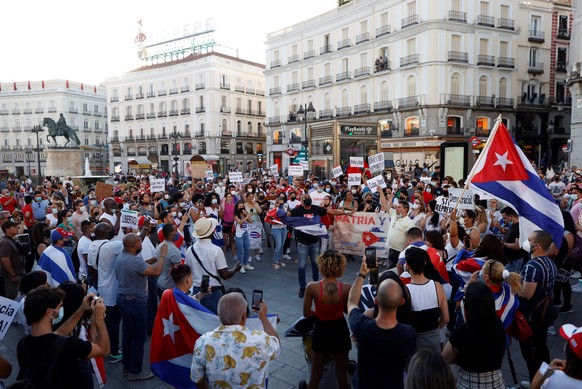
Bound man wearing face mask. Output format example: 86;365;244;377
16;287;109;388
378;190;416;269
71;199;89;236
99;198;123;242
38;228;77;287
31;191;48;223
498;207;527;273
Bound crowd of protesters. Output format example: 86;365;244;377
0;160;581;388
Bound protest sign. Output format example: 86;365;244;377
367;175;387;193
95;182;113;200
120;209;139;231
270;164;279;174
150;178;165;193
190;162;213;179
368;153;384;173
332;165;343;178
369;161;384;173
348;173;361;187
229;172;243;183
288;165;304;177
299;160;309;170
448;188;474;210
332;212;389;258
205;171;214;181
350;157;364;168
0;296;19;340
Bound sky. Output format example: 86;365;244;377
0;0;337;86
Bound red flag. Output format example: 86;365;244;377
42;80;45;88
27;81;31;90
362;230;380;246
80;83;84;91
93;85;97;93
13;82;17;91
66;80;69;88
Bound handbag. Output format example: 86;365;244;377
510;310;534;341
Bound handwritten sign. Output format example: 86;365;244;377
120;209;139;231
150;178;165;193
368;153;384;173
369;161;384;173
229;172;243;183
332;165;343;178
299;160;308;170
95;182;114;200
350;157;364;168
270;164;279;174
367;175;387;193
205;171;214;181
448;188;474;210
0;296;19;340
348;173;362;187
288;165;304;177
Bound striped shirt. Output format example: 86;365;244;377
520;255;557;307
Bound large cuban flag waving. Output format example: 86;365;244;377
150;287;278;389
468;118;564;248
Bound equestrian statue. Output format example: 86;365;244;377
43;113;81;148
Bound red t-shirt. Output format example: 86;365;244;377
0;196;16;213
22;204;34;228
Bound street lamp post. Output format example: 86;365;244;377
31;125;44;183
25;150;32;176
169;130;181;178
297;102;315;176
547;120;554;168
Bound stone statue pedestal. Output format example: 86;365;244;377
44;148;83;178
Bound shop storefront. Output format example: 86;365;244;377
380;138;442;171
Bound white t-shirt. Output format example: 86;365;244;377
445;239;464;271
286;199;302;210
88;239;123;306
538;362;582;388
99;212;124;241
185;239;228;288
76;235;92;278
310;190;331;207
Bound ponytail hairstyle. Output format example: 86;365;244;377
482;259;523;295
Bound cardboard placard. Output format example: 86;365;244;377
0;296;19;340
191;162;213;179
95;182;114;200
434;196;463;216
348;173;362;187
120;209;139;231
368;152;384;165
229;172;243;183
150;178;165;193
350;157;364;168
367;175;387;193
332;165;343;178
288;165;304;177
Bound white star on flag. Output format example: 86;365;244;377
162;313;180;343
493;151;513;171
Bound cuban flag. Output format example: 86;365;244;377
468;119;564;248
37;245;76;286
150;288;278;389
79;326;106;387
275;209;328;237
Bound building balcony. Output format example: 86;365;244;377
256;89;264;96
528;62;544;74
168;109;179;116
319;109;334;119
498;18;514;30
354;67;371;78
110;136;120;142
374;100;393;112
23;108;32;114
124;95;133;101
235;85;245;93
304;50;315;59
319;76;333;85
448;51;468;63
0;110;8;115
288;54;300;64
477;55;496;66
446;126;464;135
111;116;120;122
336;106;351;117
196;106;205;113
13;126;22;132
557;29;570;40
110;96;119;103
181;86;190;93
193;131;205;137
447;94;472;106
302;80;316;89
556;62;567;72
158;90;167;96
0;127;8;133
375;25;391;38
158;111;167;117
270;60;281;68
337;39;351;50
195;83;205;90
400;54;419;67
496;97;514;108
220;106;231;113
476;96;495;107
69;108;78;114
220;83;230;90
398;96;419;109
269;87;281;96
82;110;91;115
93;111;102;116
528;29;545;43
448;10;467;23
135;135;146;141
247;109;256;116
147;92;155;98
137;151;147;156
245;87;255;94
257;111;265;117
181;108;190;115
320;44;333;55
268;117;281;125
158;134;168;140
48;107;57;113
477;15;495;27
402;14;419;29
235;107;246;115
356;32;370;44
497;57;515;68
146;112;156;119
336;71;351;82
135;93;144;99
354;103;371;115
125;114;134;121
287;83;300;92
404;127;420;137
169;87;179;95
1;145;11;150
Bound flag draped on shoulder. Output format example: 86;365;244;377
37;245;76;286
150;288;277;389
468;119;564;248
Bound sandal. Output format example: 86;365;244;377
272;263;281;270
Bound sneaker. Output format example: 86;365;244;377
520;380;531;389
559;305;573;314
283;254;292;260
279;262;287;268
259;248;264;254
128;371;155;381
272;263;281;270
109;354;123;364
245;264;255;270
239;266;246;274
572;284;582;293
572;271;582;278
232;256;238;262
547;325;556;336
255;255;262;261
299;288;305;298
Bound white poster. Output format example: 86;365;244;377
120;209;139;231
350;157;364;168
229;172;243;183
448;188;474;210
348;173;362;187
0;296;19;340
150;178;165;193
270;164;279;174
299;160;309;170
367;175;387;193
332;165;343;178
369;161;384;173
288;165;304;177
205;171;214;181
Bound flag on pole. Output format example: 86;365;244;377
467;119;564;248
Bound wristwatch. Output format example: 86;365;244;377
356;273;366;279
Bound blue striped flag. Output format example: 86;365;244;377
38;245;76;286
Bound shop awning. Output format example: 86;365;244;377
128;157;152;165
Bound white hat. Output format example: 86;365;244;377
192;217;218;239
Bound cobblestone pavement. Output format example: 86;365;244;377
1;243;580;388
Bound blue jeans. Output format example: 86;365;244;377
272;227;287;263
192;286;223;314
297;242;320;289
117;295;147;374
506;259;524;274
104;305;121;356
236;231;250;266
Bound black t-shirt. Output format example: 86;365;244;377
503;222;527;261
449;320;506;372
349;309;416;389
17;333;92;389
289;205;327;245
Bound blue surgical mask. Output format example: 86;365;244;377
51;306;64;325
35;197;42;202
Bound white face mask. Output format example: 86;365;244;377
411;204;419;210
248;188;253;193
351;190;357;194
79;206;87;213
211;198;218;205
172;211;178;217
522;239;531;253
331;181;337;185
325;188;331;193
164;195;170;200
571;194;578;200
231;191;237;196
52;208;59;215
179;202;187;207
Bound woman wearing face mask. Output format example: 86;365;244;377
409;197;427;227
46;201;64;229
234;200;253;273
358;193;375;212
420;200;445;234
57;209;78;255
244;193;263;262
138;193;155;219
340;190;359;212
221;193;237;261
71;199;89;236
204;193;224;249
242;183;256;202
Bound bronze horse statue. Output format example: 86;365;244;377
43;117;81;148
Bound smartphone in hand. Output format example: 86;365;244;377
365;248;377;268
252;290;263;310
200;275;210;293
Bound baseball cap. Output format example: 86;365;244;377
560;324;582;360
50;227;74;242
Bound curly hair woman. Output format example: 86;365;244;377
303;250;352;389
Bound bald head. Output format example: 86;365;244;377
93;222;111;239
122;233;141;249
218;292;248;325
377;279;403;312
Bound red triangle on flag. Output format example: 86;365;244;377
472;122;528;183
362;230;380;246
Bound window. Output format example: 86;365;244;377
407;38;416;55
476;117;490;135
531;16;541;33
85;138;89;146
559;15;569;34
221;141;230;154
405;117;419;135
480;1;489;16
273;130;283;145
451;35;461;52
498;77;508;99
360;85;368;104
479;39;489;55
500;4;509;19
529;48;538;66
83;120;89;129
95;121;100;130
245;142;254;154
380;81;389;101
451;0;460;11
236;142;244;154
479;76;488;96
408;1;416;16
447;116;462;134
500;41;508;57
360;20;368;33
380;12;388;27
256;144;263;153
407;76;416;97
450;73;460;95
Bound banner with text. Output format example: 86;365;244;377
229;172;243;183
332;212;389;258
348;173;362;187
368;153;385;173
332;165;343;178
120;209;139;231
288;165;304;177
0;296;19;340
448;188;474;210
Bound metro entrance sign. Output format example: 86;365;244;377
285;148;295;156
469;136;481;147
